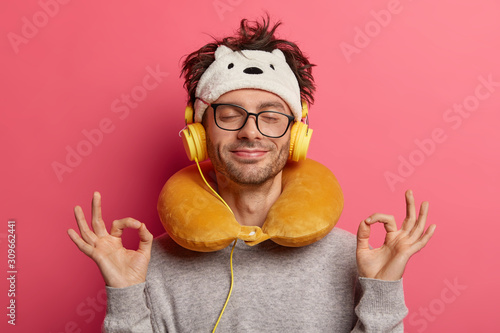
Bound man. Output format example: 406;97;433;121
68;17;435;332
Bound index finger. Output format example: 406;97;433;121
110;218;142;238
365;213;398;233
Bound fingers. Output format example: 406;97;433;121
137;223;154;254
110;218;142;238
401;190;417;232
364;213;398;233
73;205;98;245
410;223;437;254
409;201;430;241
368;190;429;241
67;228;94;257
109;219;152;254
91;192;108;237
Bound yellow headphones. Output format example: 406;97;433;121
180;101;313;162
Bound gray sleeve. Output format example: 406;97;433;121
102;282;154;333
351;277;408;333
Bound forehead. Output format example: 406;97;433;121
214;89;292;115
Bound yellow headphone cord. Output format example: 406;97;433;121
194;157;237;333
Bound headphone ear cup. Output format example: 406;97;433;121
289;122;313;162
181;123;207;161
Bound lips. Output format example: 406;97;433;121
231;149;268;158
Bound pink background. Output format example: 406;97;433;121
2;0;499;332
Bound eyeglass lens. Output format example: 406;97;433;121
214;104;291;138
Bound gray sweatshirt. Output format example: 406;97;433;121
103;228;408;332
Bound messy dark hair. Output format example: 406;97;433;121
181;15;316;107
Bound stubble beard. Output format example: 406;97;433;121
206;136;290;186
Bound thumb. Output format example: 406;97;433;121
137;223;153;254
356;220;371;251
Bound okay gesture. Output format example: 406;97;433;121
356;190;436;281
67;192;153;288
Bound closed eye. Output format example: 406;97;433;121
260;115;280;123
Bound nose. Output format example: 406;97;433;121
237;115;262;140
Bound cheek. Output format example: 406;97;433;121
207;132;225;150
206;130;230;158
277;136;291;151
205;133;217;155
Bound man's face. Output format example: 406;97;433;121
204;89;292;186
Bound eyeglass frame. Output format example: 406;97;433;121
210;103;296;138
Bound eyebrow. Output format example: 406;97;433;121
257;101;285;111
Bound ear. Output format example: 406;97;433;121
271;49;286;61
215;45;233;59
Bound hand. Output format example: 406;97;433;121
356;190;436;281
67;192;153;288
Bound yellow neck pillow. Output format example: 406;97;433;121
157;158;343;252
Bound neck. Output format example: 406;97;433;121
215;172;283;228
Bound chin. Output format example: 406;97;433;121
225;161;282;185
208;142;289;186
